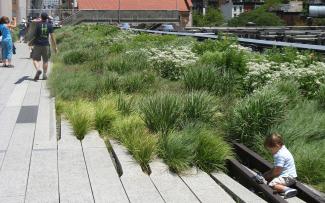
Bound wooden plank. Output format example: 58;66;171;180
0;124;35;199
58;119;94;203
149;159;200;203
110;140;164;203
211;172;267;203
82;131;129;203
180;168;235;203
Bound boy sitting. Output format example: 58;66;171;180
263;133;298;199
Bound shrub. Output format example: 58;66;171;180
140;93;182;135
158;129;197;173
192;37;237;55
111;115;157;172
183;91;217;123
94;97;118;134
229;87;288;150
154;60;183;81
65;100;94;140
63;50;90;65
183;65;217;92
193;8;224;27
195;128;233;172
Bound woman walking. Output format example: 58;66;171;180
0;16;16;67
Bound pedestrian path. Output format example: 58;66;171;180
0;44;277;203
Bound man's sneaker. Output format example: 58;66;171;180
43;73;48;80
284;188;297;199
34;70;42;81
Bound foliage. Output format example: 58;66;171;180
140;93;182;135
193;8;224;27
317;85;325;109
111;115;157;172
117;94;134;115
228;8;284;26
94;97;118;134
65;100;94;140
63;50;90;65
183;65;218;92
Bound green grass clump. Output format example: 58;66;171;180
101;71;120;92
94;97;118;134
229;87;288;150
140;93;182;135
159;129;197;173
183;65;217;92
111;115;157;172
63;50;90;65
183;91;217;123
195;128;233;172
120;71;155;93
65;100;94;140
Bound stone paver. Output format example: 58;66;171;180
110;140;164;203
149;159;200;203
58;120;94;203
211;172;266;203
180;168;235;203
82;131;129;203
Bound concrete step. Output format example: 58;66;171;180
82;131;129;203
149;159;200;203
110;139;164;203
211;172;266;203
180;168;235;203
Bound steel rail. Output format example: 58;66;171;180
130;28;325;53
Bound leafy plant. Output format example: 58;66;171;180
140;93;182;135
65;100;94;140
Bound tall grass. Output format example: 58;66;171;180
317;84;325;109
63;50;90;65
183;91;217;123
140;93;182;135
111;115;157;172
158;129;197;173
229;86;288;150
65;100;94;140
195;128;233;173
94;97;118;134
183;65;217;92
117;94;134;115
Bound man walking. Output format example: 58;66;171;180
32;12;58;81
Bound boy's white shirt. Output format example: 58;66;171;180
274;145;297;178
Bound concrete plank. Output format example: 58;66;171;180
22;80;41;106
0;107;21;151
82;131;128;203
149;159;200;203
16;106;39;123
211;172;266;203
58;119;94;203
0;195;24;203
110;140;164;203
33;87;56;149
180;169;235;203
25;149;59;203
6;82;29;107
0;124;35;198
286;197;306;203
0;152;5;168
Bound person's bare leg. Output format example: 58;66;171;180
33;60;42;81
273;184;287;193
42;62;48;80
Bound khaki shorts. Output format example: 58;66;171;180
269;176;296;187
32;45;51;63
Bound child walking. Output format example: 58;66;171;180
263;133;298;199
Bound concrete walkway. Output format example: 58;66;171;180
0;44;269;203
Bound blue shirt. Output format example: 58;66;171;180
34;21;53;46
274;145;297;178
0;24;12;41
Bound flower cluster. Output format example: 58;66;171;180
244;57;325;96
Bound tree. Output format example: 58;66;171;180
193;8;224;26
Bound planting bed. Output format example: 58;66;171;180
49;24;325;198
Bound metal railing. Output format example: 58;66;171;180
130;28;325;53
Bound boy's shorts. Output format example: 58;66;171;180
269;176;296;187
32;45;51;63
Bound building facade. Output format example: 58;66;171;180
221;0;264;20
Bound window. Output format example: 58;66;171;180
234;13;237;17
234;6;237;11
240;6;243;12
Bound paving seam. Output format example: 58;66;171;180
178;174;203;203
148;175;167;203
80;142;96;203
23;74;43;202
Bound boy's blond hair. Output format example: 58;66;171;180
264;133;283;148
